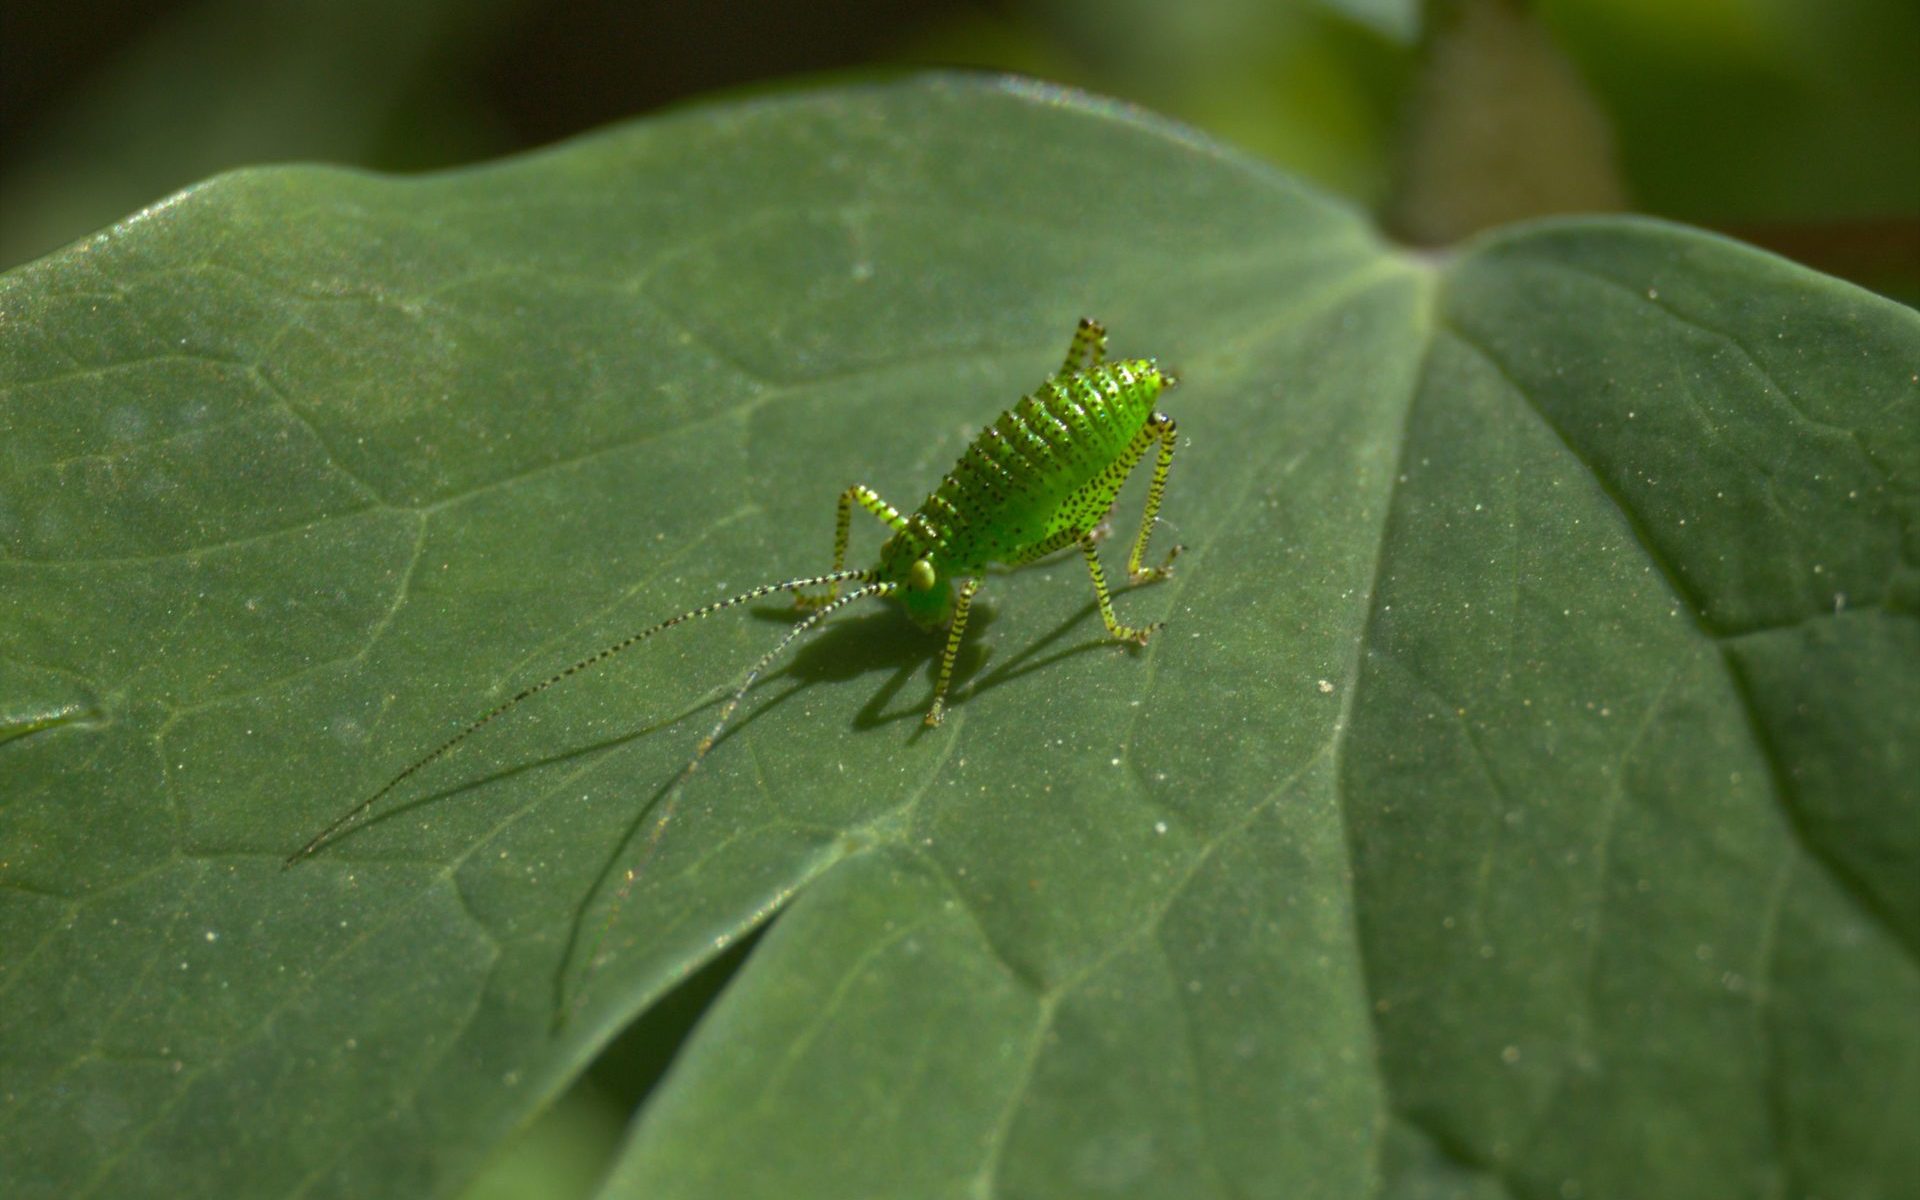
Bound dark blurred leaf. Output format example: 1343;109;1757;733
1022;0;1414;200
1542;0;1920;223
0;0;520;268
1;75;1914;1200
1387;0;1628;243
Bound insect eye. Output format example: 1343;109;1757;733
910;559;936;591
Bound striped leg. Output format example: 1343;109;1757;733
924;577;982;727
1080;534;1160;645
1057;317;1108;377
1126;412;1183;584
1003;525;1085;569
797;484;909;608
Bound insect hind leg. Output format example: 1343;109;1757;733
1126;412;1183;584
796;484;908;609
1078;534;1160;645
1057;317;1108;378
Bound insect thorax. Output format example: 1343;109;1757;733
874;526;955;627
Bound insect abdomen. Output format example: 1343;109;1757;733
917;360;1163;570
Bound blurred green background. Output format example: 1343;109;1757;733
4;0;1917;299
5;2;1913;1195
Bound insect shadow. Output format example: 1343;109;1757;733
293;582;1144;1031
301;706;692;856
750;600;994;731
552;591;1138;1022
304;602;946;854
540;609;930;1022
335;580;1126;847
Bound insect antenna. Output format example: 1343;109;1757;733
691;578;900;769
285;567;880;866
563;576;898;1024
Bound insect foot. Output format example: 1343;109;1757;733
1130;542;1185;585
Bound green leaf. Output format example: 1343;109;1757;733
2;75;1915;1200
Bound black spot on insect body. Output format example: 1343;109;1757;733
1012;417;1052;463
981;424;1036;486
927;493;966;532
1036;393;1077;448
966;443;1009;483
1004;452;1040;492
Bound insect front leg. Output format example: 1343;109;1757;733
1056;317;1108;378
924;577;982;727
796;484;908;609
1126;411;1183;584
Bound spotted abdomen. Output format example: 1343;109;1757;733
912;358;1168;572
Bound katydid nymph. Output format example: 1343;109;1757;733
288;317;1184;971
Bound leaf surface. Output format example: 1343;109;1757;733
1;75;1915;1200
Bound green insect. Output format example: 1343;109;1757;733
287;317;1182;868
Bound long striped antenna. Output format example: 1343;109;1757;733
285;567;879;865
564;577;899;1023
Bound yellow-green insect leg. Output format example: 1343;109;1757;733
797;484;909;609
1126;412;1183;584
1002;525;1085;569
1057;316;1108;377
1079;534;1160;645
924;577;982;726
